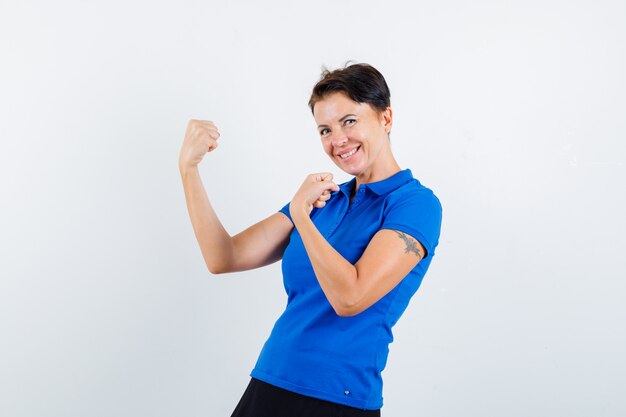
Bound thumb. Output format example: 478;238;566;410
316;172;334;182
327;180;340;192
319;178;339;193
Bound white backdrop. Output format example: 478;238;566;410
1;1;625;416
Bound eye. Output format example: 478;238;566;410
319;128;330;136
344;118;356;126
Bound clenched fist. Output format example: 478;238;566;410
179;119;221;170
290;172;340;220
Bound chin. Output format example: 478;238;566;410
336;164;363;177
330;151;366;176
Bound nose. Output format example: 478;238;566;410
331;130;348;147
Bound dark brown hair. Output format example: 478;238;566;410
308;62;391;115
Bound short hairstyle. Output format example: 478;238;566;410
308;62;391;115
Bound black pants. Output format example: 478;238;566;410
230;378;381;417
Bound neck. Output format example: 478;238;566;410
354;154;401;190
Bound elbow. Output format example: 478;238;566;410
331;280;365;317
334;305;362;317
206;260;231;275
202;246;235;275
332;297;364;318
334;308;356;318
207;265;223;275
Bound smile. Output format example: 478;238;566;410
338;146;360;159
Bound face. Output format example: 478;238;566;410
313;92;392;177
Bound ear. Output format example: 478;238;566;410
380;107;393;134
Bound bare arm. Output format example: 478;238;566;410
290;173;424;317
179;119;293;274
292;212;423;316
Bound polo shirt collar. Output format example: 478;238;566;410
366;169;414;195
337;177;357;197
336;168;414;197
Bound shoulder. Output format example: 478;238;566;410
383;178;442;217
380;177;443;258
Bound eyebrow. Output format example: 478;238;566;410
317;114;357;129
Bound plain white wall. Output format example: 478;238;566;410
1;1;625;416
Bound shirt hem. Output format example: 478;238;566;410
250;368;383;410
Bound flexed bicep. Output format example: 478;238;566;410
346;229;425;315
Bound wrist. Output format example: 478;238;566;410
289;201;310;223
179;163;199;178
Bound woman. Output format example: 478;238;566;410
179;63;442;416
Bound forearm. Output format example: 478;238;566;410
180;165;234;273
291;209;358;314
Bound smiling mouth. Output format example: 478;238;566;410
338;146;360;159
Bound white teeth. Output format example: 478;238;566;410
339;147;358;159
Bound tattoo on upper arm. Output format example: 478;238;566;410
394;231;423;259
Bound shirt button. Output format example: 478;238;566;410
344;390;350;395
359;188;364;193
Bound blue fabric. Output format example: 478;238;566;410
250;169;442;410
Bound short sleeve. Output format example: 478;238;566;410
380;188;442;260
278;201;319;225
278;201;293;224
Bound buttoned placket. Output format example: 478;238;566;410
325;201;346;238
325;186;367;238
348;186;366;212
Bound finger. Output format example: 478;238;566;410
191;121;219;135
321;180;339;192
189;120;218;134
313;172;333;182
195;120;216;129
204;124;220;135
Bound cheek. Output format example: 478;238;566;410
349;125;368;141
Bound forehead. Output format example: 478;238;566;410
313;92;373;123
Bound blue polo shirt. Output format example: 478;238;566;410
250;168;442;410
